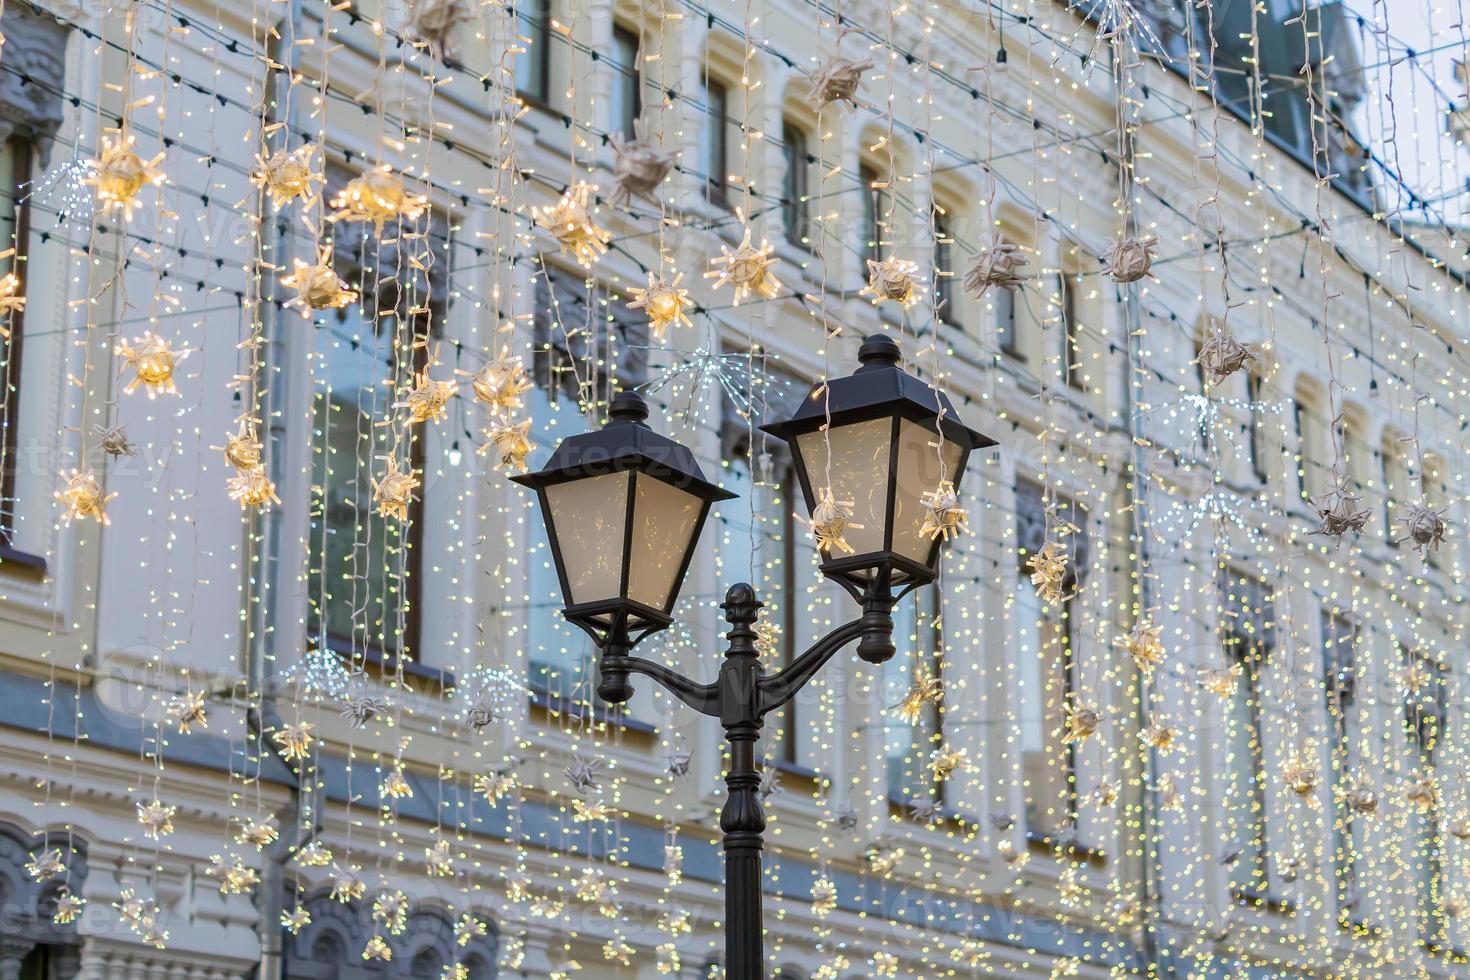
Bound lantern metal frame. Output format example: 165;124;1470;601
508;337;994;980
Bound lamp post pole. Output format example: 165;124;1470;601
595;582;883;980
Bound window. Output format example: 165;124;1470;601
1403;648;1447;944
859;163;886;266
1321;611;1359;920
781;122;810;250
1059;268;1083;390
1293;387;1327;501
308;239;440;666
0;137;31;545
1015;481;1087;842
1247;371;1269;484
701;77;729;208
1382;435;1409;546
934;214;958;326
608;25;642;138
1221;570;1273;901
883;587;943;808
515;0;552;104
995;281;1019;354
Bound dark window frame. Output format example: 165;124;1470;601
515;0;553;106
610;24;642;137
0;136;32;549
702;76;730;209
780;122;810;251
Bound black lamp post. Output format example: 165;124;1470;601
511;334;993;978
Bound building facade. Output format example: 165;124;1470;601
0;0;1466;977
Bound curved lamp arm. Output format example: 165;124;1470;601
602;654;721;717
756;619;867;717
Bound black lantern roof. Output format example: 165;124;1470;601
760;333;995;451
511;390;737;502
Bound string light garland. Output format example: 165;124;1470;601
4;0;1469;975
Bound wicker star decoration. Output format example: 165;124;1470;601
920;481;969;541
609;124;678;207
1115;619;1165;674
963;236;1030;298
1196;330;1257;385
810;54;873;110
626;271;693;340
1100;234;1159;283
465;348;532;416
56;468;115;526
532;181;611;269
896;666;943;724
96;423;137;457
396;369;457;425
281;251;357;312
1309;480;1372;545
799;486;862;555
1139;716;1181;754
117;332;191;397
1061;701;1103;744
483;418;534;471
1027;539;1070;603
0;272;25;321
372;453;420;521
136;799;177;839
251;143;321;210
87;135;165;220
861;255;926;308
328;167;427;233
227;466;281;512
405;0;472;62
1397;502;1448;556
705;228;781;305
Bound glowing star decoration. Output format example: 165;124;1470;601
371;454;420;521
1061;702;1103;744
964;236;1031;297
227;466;281;512
1099;234;1159;283
96;423;136;457
363;936;393;962
296;841;333;867
609;126;677;206
136;799;176;839
929;745;969;780
116;332;191;397
473;769;518;803
237;817;279;850
1338;772;1378;816
1115;619;1165;674
52;890;84;925
251;144;321;209
1089;779;1121;808
272;720;315;762
799;487;861;555
705;228;781;305
1140;717;1182;755
1280;747;1321;805
115;889;154;930
166;689;208;732
380;765;413;800
425;839;455;877
572;799;612;823
55;468;114;525
0;273;25;322
396;370;456;426
919;481;968;541
329;167;427;233
467;348;532;415
219;422;264;472
896;666;943;724
626;272;693;340
373;890;410;934
811;876;838;918
484;419;533;471
25;848;65;882
1398;503;1448;556
1027;539;1070;603
206;854;259;894
1198;662;1241;699
86;136;165;220
1195;330;1257;385
861;255;926;308
281;907;311;935
454;914;486;947
281;253;357;312
532;182;610;269
330;864;366;903
564;753;605;793
1309;481;1372;545
573;868;618;917
809;54;873;109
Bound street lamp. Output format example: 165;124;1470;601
511;334;993;979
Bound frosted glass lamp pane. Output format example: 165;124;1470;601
546;471;631;606
795;417;891;556
892;419;966;565
628;475;702;611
